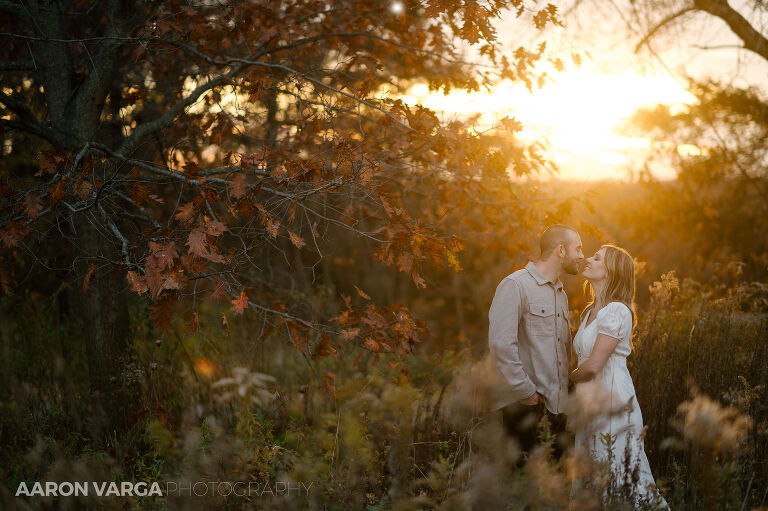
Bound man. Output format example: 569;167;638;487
488;225;584;459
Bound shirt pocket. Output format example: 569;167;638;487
526;302;555;338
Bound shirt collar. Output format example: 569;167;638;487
525;261;563;290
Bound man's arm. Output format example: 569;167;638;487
488;278;538;402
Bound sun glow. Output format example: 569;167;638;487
402;70;696;181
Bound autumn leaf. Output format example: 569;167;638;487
149;296;175;333
82;262;97;294
1;220;27;247
397;252;414;273
412;272;427;288
48;180;68;205
500;116;523;132
353;285;371;300
265;219;280;238
186;229;208;258
288;230;306;248
149;241;178;271
175;202;196;223
340;328;360;341
229;174;248;199
231;290;248;315
189;309;199;335
36;152;59;176
22;194;44;218
287;198;297;223
127;271;148;294
204;219;227;236
221;312;230;336
364;337;381;352
446;250;462;272
76;181;93;199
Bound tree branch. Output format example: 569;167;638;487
115;63;247;158
693;0;768;61
635;8;695;54
166;41;418;134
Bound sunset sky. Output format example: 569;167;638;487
397;0;768;181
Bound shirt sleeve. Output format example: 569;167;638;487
596;302;631;340
488;278;537;398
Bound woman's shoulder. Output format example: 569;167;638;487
599;301;633;319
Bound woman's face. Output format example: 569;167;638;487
582;247;608;282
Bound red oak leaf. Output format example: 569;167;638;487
231;290;248;315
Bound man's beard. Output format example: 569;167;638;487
563;257;580;275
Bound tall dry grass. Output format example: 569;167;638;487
1;270;766;510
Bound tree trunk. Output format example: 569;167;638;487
78;216;133;439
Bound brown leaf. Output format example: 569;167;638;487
37;153;59;176
189;309;199;335
149;296;176;333
23;194;44;218
229;174;248;199
231;290;248;315
48;180;68;205
186;229;209;258
76;181;93;199
340;328;360;341
127;271;148;294
412;272;427;288
2;220;28;247
287;198;297;223
397;252;414;273
353;285;371;300
221;312;230;336
204;220;227;236
364;337;381;352
265;219;280;238
149;241;178;271
288;230;306;249
82;262;97;294
175;202;196;223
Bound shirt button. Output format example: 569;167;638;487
541;308;545;313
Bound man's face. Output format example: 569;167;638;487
560;233;584;275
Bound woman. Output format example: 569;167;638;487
569;244;668;509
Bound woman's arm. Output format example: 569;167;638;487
569;333;619;383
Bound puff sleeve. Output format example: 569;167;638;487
596;302;631;341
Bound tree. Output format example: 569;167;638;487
0;0;565;439
561;0;768;283
620;80;768;282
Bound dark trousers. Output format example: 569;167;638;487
500;400;571;462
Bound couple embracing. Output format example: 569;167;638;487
488;225;669;509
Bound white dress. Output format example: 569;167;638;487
572;302;669;509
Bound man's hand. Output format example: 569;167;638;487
519;391;540;406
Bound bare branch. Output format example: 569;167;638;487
97;202;132;266
693;0;768;62
635;8;695;54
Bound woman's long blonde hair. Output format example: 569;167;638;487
582;244;637;328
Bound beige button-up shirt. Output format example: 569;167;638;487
488;262;571;414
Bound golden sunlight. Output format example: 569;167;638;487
402;68;696;181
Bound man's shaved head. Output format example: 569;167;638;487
540;225;577;259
